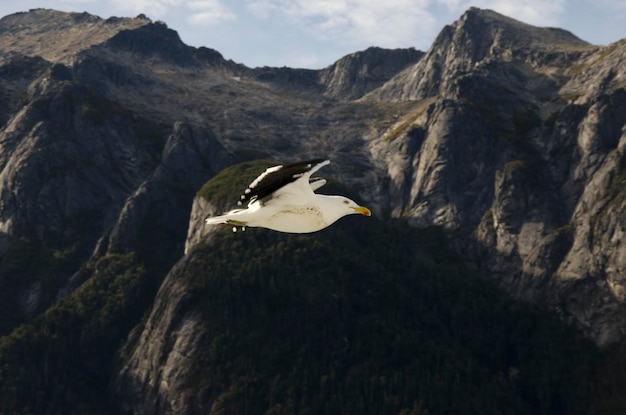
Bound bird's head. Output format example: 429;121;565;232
338;197;371;217
317;195;372;227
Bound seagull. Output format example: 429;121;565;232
204;159;371;233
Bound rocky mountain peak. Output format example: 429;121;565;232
105;18;233;68
368;9;626;346
250;46;423;101
0;9;151;64
456;7;589;51
319;46;424;100
372;7;594;101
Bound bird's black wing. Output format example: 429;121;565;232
238;158;329;206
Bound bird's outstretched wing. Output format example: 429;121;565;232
238;159;330;206
309;177;326;192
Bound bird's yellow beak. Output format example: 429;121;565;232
352;206;371;216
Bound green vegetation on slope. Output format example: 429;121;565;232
0;159;623;415
0;237;84;336
196;158;277;206
0;253;149;415
179;217;598;415
592;337;626;413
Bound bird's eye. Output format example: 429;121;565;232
343;200;349;204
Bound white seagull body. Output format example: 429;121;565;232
204;159;371;233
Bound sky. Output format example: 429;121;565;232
0;0;624;69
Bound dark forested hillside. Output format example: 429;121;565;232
113;161;605;414
0;216;599;415
150;220;598;415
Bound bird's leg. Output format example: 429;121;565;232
226;219;248;227
226;219;248;233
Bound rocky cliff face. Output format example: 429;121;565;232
0;8;151;64
114;253;205;415
319;46;424;100
0;9;237;324
246;46;423;101
0;6;625;414
368;7;626;345
372;7;592;101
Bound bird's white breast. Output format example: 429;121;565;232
261;207;327;233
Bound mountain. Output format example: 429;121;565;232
370;7;626;347
0;7;625;415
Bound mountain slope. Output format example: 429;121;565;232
0;6;624;415
0;8;150;64
368;8;626;346
372;7;592;101
319;46;424;100
114;163;598;415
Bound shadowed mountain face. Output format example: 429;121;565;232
371;8;626;347
0;6;625;415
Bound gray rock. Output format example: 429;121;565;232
319;46;424;100
105;122;234;262
184;196;220;255
114;255;205;415
370;9;626;345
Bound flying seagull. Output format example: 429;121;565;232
204;159;371;233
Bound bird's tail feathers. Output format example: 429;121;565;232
205;215;228;225
205;209;245;225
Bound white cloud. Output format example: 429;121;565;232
108;0;235;25
246;0;274;18
247;0;435;49
59;0;97;4
109;0;181;19
186;0;236;25
433;0;566;27
591;0;626;16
